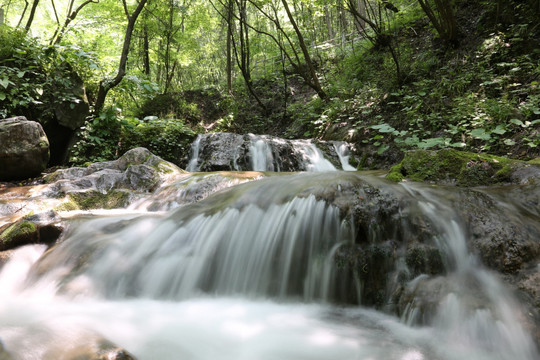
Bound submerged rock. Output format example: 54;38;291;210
0;340;14;360
0;116;50;181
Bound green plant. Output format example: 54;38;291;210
0;25;46;118
70;107;123;164
119;117;196;163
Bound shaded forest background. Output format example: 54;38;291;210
0;0;539;167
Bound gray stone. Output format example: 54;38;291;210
53;64;90;131
0;117;50;181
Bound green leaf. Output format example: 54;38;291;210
370;123;395;133
0;92;6;101
0;78;9;89
17;71;26;78
417;137;445;149
377;145;389;154
470;129;492;140
504;139;516;146
510;118;524;126
491;125;507;135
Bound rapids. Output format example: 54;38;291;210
0;170;538;360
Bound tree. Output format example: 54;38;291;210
281;0;326;99
345;0;402;84
23;0;38;31
417;0;458;44
94;0;149;114
49;0;100;45
211;0;266;109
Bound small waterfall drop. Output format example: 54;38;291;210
333;141;356;171
186;134;202;172
248;134;274;171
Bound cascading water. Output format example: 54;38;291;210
0;172;538;360
186;134;203;172
186;133;356;172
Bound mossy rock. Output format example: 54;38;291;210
61;190;131;211
386;149;530;186
0;221;37;250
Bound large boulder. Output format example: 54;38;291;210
53;64;90;131
0;116;50;181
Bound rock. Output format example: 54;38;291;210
53;63;90;131
355;143;404;170
0;116;50;181
42;336;136;360
42;148;184;210
386;149;540;186
0;339;14;360
0;211;64;251
45;63;90;165
192;132;248;171
451;188;540;274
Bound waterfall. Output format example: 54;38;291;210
186;134;202;172
0;172;537;360
248;134;274;171
333;141;356;171
186;133;356;172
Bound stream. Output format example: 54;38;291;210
0;137;538;360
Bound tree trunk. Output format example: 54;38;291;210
143;26;151;76
94;0;149;114
51;0;98;45
226;0;233;94
281;0;326;100
24;0;39;31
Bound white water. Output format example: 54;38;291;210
0;173;537;360
333;141;357;171
186;134;203;172
248;134;275;171
187;133;356;172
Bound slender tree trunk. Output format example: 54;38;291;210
226;0;233;94
50;0;98;45
16;0;28;28
143;26;151;76
281;0;326;99
94;0;149;114
24;0;39;31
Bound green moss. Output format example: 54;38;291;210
0;221;37;249
54;198;80;211
528;158;540;165
385;149;519;186
386;164;404;182
63;190;130;210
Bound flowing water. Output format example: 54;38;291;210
186;133;354;172
0;172;538;360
